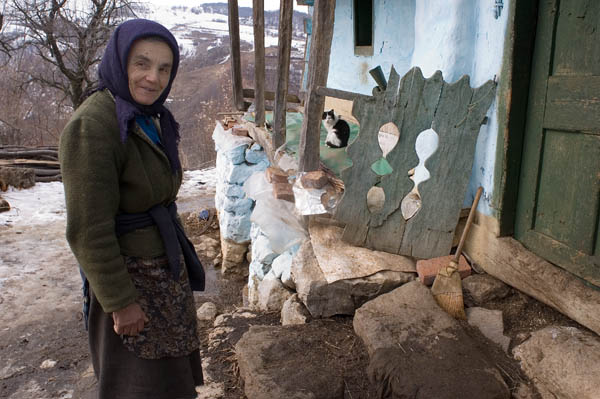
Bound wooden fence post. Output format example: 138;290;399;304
252;0;266;127
228;0;245;111
298;0;336;172
273;0;294;149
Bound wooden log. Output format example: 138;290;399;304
0;145;58;151
227;0;245;111
243;88;302;104
315;86;371;102
32;168;61;177
253;0;266;127
464;220;600;336
0;159;60;168
298;0;336;172
0;149;58;158
36;175;62;182
273;0;294;149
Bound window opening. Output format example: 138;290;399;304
354;0;373;55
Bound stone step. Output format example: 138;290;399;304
235;324;346;399
353;280;511;398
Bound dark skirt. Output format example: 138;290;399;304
88;257;203;399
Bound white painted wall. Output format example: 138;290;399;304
325;0;510;216
326;0;416;93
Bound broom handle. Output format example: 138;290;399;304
453;187;483;264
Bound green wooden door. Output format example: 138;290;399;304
515;0;600;287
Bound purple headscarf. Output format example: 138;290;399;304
98;19;181;172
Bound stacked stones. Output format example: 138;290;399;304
245;167;305;309
213;123;269;274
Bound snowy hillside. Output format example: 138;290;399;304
142;1;308;59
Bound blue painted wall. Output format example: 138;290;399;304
324;0;510;216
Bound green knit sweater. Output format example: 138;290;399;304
59;90;182;313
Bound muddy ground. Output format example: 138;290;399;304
0;186;583;399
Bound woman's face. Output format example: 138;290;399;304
126;39;174;105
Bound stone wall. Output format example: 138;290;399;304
213;122;303;289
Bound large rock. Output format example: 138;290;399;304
218;209;252;243
291;240;414;318
466;307;510;352
354;281;510;399
513;326;600;399
281;294;311;326
196;302;218;321
220;237;248;275
271;249;296;289
463;274;511;305
236;325;345;399
257;277;292;312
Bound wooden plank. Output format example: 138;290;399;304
253;0;266;126
544;76;600;132
534;130;600;254
371;68;442;229
552;0;600;76
273;0;294;149
334;75;382;246
0;149;58;158
315;86;371;102
334;66;496;258
464;220;600;335
298;0;336;172
243;88;301;104
400;77;496;258
227;0;245;111
349;67;438;251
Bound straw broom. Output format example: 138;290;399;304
431;186;483;319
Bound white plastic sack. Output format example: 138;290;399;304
243;172;307;254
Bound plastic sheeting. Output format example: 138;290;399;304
244;112;360;177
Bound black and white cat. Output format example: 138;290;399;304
322;109;350;148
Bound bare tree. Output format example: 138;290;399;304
2;0;141;108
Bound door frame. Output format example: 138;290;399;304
492;0;540;236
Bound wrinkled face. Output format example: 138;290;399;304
127;39;174;105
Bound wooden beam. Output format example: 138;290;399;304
265;54;306;60
243;88;302;104
252;0;266;127
227;0;245;111
273;0;294;149
464;219;600;336
298;0;336;172
315;86;371;102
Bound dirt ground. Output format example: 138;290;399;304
0;188;585;399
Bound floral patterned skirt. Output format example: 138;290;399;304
88;255;203;399
121;255;200;359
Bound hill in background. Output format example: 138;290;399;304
0;2;308;170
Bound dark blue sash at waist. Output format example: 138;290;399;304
115;202;205;292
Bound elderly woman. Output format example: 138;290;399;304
59;19;205;398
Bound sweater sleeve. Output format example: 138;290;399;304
59;115;139;313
